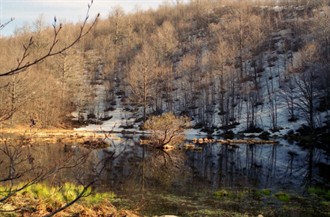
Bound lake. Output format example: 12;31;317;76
1;135;329;216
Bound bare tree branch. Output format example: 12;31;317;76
0;18;14;31
42;181;94;217
0;137;89;205
43;151;109;217
0;1;99;77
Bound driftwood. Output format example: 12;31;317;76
192;138;279;145
140;138;278;147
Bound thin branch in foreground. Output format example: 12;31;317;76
0;0;100;77
0;18;14;31
43;157;109;217
42;181;95;217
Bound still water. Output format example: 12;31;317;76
2;135;329;215
95;136;330;192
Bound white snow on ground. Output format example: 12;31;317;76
75;95;140;133
75;66;139;133
75;11;329;138
75;47;305;137
184;128;208;140
76;107;128;132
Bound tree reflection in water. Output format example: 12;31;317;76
185;141;329;193
74;137;329;208
2;137;329;204
98;138;190;196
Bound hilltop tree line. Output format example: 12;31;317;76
0;0;329;132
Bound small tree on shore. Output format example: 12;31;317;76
143;112;190;148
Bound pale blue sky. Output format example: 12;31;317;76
0;0;178;36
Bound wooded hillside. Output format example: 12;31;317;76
1;0;329;134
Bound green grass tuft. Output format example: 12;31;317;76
214;189;230;198
84;192;116;204
259;188;271;196
2;182;115;207
275;192;290;202
308;186;330;200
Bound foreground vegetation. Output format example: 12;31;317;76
1;181;330;216
0;182;140;216
104;185;330;217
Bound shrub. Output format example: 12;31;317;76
143;112;190;148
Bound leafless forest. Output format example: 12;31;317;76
1;0;329;133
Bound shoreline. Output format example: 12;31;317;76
0;128;120;148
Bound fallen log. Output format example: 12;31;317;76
218;139;279;145
191;138;278;145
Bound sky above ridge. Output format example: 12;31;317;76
0;0;177;36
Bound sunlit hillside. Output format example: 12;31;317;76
0;0;329;135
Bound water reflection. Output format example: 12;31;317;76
98;138;190;194
177;141;328;193
83;136;329;197
1;137;329;195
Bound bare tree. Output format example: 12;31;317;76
209;30;238;128
291;43;321;130
151;21;178;62
177;53;199;115
143;112;190;148
312;4;330;120
281;75;298;122
127;43;158;122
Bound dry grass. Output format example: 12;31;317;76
0;127;120;148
